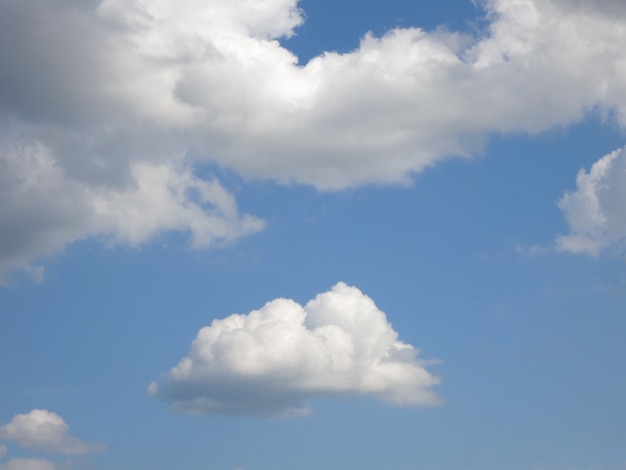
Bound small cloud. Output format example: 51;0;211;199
0;445;5;459
556;146;626;256
0;410;105;455
151;282;441;417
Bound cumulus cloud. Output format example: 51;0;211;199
556;146;626;256
0;410;105;454
0;459;57;470
150;282;440;417
2;0;626;277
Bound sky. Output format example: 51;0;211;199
1;0;626;469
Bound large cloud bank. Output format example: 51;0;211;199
150;282;440;417
0;410;104;455
556;146;626;256
2;0;626;277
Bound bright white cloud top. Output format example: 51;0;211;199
0;410;105;455
150;282;440;417
2;0;626;279
557;146;626;256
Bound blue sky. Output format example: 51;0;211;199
1;0;626;469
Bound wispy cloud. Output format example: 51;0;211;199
515;244;550;256
0;458;58;470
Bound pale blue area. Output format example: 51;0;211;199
1;1;625;469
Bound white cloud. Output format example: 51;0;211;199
556;146;626;256
90;0;626;189
150;282;440;417
2;0;626;277
0;410;105;454
0;132;264;282
0;445;5;459
0;459;57;470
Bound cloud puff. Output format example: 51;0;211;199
3;0;626;277
0;410;105;454
150;282;440;417
0;445;5;459
556;146;626;256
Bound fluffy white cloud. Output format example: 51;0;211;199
0;410;105;454
556;146;626;256
0;459;57;470
150;282;440;417
2;0;626;277
87;0;626;189
0;131;264;282
0;445;5;459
